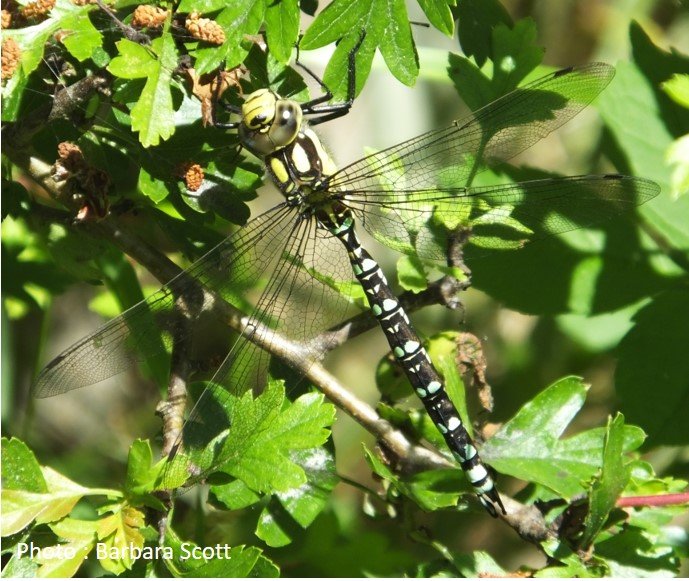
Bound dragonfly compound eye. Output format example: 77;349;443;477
267;101;303;149
240;92;303;156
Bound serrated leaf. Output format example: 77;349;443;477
163;529;278;578
36;518;98;578
301;0;418;99
1;466;120;536
215;381;336;494
416;0;455;36
193;545;279;577
33;538;93;577
210;479;262;511
108;32;178;146
667;134;689;200
434;354;471;440
364;446;472;510
138;167;171;203
264;0;299;63
96;506;146;574
1;0;102;121
1;438;47;493
192;1;266;73
491;19;544;94
452;550;507;577
124;440;166;502
481;377;643;499
596;526;681;577
455;0;512;66
599;58;689;253
581;413;631;547
256;447;338;547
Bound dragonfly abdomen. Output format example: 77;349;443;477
328;214;505;516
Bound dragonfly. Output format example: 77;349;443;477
31;35;659;516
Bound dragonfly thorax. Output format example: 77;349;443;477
239;89;304;156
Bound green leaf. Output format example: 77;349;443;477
108;32;178;146
256;447;339;547
164;528;278;577
405;469;466;510
1;438;47;493
264;0;300;63
192;545;280;577
138;167;171;204
667;134;689;199
396;254;427;292
124;440;166;504
581;413;631;547
364;446;471;510
210;479;262;510
301;0;418;99
193;1;266;73
40;518;97;578
455;0;512;66
555;299;650;353
447;53;494;112
616;290;689;447
539;540;598;577
452;550;507;577
283;510;413;576
662;73;689;108
44;223;107;283
1;466;120;536
481;377;643;498
434;354;471;439
416;0;455;36
490;19;543;93
599;58;689;253
214;380;336;494
95;506;146;574
596;526;681;577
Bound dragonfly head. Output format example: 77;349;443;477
239;89;303;156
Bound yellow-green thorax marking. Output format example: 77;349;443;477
239;89;338;203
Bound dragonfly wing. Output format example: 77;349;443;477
330;63;614;194
32;203;297;398
347;175;659;261
163;214;361;488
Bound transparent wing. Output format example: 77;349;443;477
346;175;659;261
163;215;361;488
329;63;615;193
34;202;360;488
32;203;297;397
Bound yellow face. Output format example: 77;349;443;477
239;89;303;156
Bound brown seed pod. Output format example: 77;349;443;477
20;0;55;21
1;37;20;80
185;11;225;46
131;4;168;29
176;161;205;192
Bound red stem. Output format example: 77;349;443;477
616;492;689;508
